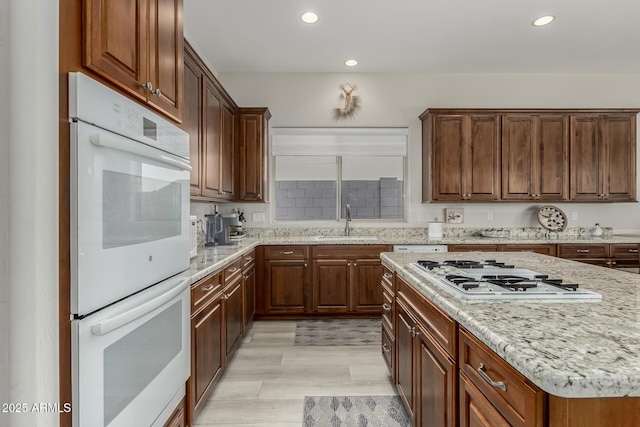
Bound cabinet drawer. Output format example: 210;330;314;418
243;249;256;267
382;289;394;333
381;323;394;373
224;258;243;283
558;244;610;259
459;328;544;427
397;277;456;357
501;244;557;257
312;244;390;259
191;272;223;315
263;245;309;259
611;244;640;259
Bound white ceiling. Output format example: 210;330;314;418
183;0;640;73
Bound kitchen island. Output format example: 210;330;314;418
381;251;640;427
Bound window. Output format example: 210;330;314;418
272;128;407;221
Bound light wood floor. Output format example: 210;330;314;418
193;320;397;426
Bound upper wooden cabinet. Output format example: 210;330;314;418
570;113;637;202
83;0;183;122
423;111;500;202
235;108;272;202
185;41;237;202
421;109;638;203
502;114;569;201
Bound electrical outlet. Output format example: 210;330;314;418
252;212;265;222
572;211;578;221
486;211;493;221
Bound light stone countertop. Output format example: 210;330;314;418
380;251;640;399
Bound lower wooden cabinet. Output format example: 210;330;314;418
460;372;510;427
243;256;256;332
224;277;243;356
163;397;186;427
263;258;309;314
257;244;390;316
396;280;457;427
190;280;223;419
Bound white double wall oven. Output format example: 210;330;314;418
69;72;191;427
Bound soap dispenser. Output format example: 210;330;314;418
591;223;603;237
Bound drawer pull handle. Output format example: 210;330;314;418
280;251;294;255
245;256;254;261
477;363;507;392
629;249;639;253
382;344;391;353
228;267;239;273
410;327;419;338
576;249;590;253
202;285;215;292
382;303;392;312
383;273;393;279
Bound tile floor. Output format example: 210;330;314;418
193;320;397;426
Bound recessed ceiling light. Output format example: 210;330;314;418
301;12;319;24
532;15;555;27
344;59;359;67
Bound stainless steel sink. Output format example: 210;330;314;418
314;235;379;241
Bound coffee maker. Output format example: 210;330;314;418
205;213;242;246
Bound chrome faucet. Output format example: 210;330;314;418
344;204;352;236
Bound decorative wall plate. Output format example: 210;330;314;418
537;205;568;232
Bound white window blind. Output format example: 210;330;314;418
271;127;408;156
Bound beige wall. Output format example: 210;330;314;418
0;0;9;423
210;72;640;232
4;0;60;426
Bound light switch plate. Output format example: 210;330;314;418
252;212;266;222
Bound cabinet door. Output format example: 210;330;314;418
83;0;148;99
224;280;243;356
417;325;456;427
312;259;350;312
536;115;569;200
502;114;568;201
396;301;416;421
602;114;636;201
220;105;235;199
570;115;602;201
501;115;534;200
235;109;270;202
184;51;203;196
351;258;384;313
191;295;223;414
460;373;510;427
243;263;256;331
431;115;466;201
466;115;501;201
202;78;222;198
147;0;183;122
264;259;308;313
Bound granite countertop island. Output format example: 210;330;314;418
380;251;640;399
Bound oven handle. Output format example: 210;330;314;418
91;278;190;336
90;133;192;171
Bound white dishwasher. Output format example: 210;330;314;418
393;244;448;253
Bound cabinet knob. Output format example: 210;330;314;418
382;303;392;312
258;193;261;198
353;262;357;266
141;82;153;91
382;344;391;353
383;273;393;279
153;88;161;97
304;263;308;267
228;267;239;273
